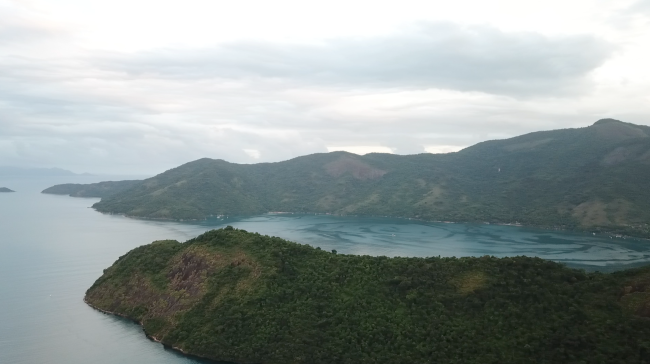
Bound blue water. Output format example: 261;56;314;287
1;176;649;364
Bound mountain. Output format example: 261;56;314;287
85;227;650;364
0;187;15;192
91;119;650;237
42;180;141;198
0;166;88;177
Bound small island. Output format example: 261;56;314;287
86;227;650;364
0;187;15;192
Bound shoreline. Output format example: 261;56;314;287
85;297;261;364
83;298;215;362
91;208;650;242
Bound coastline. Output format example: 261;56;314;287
83;297;277;364
91;207;650;242
83;298;211;361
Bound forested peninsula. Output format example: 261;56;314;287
86;227;650;364
50;118;650;237
42;180;140;198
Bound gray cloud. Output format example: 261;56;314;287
105;23;614;97
628;0;650;13
0;11;645;175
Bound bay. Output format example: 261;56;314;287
1;176;649;364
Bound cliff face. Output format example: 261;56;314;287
86;227;650;364
89;119;650;237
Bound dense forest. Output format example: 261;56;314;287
42;180;141;198
86;227;650;364
55;118;650;237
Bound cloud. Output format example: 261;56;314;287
243;149;261;159
628;0;650;14
327;146;394;155
0;4;67;45
425;145;465;154
104;23;613;97
0;3;646;175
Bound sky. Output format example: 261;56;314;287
1;0;649;174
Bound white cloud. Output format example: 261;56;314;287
0;0;649;174
425;145;465;154
243;149;261;159
327;146;394;155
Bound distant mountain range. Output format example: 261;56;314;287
0;166;90;177
0;187;15;192
47;119;650;237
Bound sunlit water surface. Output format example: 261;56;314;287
1;176;649;364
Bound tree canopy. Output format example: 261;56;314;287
87;119;650;237
86;227;650;364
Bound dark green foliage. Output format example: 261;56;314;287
86;228;650;364
42;180;141;198
90;119;650;237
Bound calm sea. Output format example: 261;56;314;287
2;176;649;364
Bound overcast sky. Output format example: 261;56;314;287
1;0;649;174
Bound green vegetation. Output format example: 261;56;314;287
86;227;650;364
0;187;15;192
42;180;141;198
90;119;650;237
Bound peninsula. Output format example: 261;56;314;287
0;187;15;192
42;180;140;198
86;227;650;364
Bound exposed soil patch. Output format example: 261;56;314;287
324;156;386;180
620;274;650;318
572;200;610;226
86;245;262;339
453;271;488;294
602;145;649;165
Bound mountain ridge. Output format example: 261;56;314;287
57;118;650;237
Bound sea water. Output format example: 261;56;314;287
1;176;649;364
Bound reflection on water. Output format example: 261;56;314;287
1;176;649;364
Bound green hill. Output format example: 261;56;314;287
91;119;650;237
86;227;650;364
42;180;141;198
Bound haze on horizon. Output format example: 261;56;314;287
1;0;650;175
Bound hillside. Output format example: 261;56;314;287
86;227;650;364
0;187;15;192
91;119;650;237
42;180;141;198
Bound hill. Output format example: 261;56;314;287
0;187;15;192
86;227;650;364
91;119;650;237
42;180;141;198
